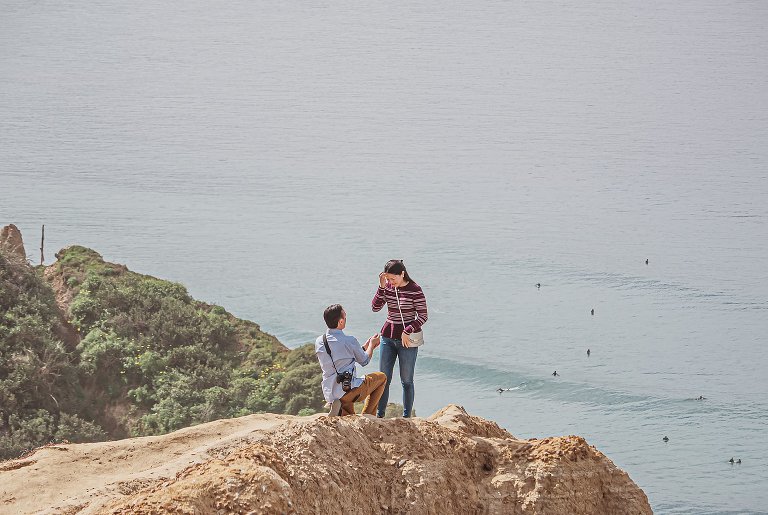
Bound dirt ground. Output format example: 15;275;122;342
0;406;651;515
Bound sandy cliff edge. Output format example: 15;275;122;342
0;405;651;515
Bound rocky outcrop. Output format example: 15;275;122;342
43;261;77;319
0;224;26;262
0;406;652;514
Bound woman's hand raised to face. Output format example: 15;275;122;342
379;272;388;288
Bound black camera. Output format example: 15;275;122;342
336;370;353;392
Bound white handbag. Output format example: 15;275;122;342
395;287;424;347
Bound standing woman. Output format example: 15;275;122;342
372;259;428;418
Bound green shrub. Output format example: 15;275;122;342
1;245;332;457
285;394;314;415
55;413;108;443
0;410;55;460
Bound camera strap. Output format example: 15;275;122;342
322;333;343;377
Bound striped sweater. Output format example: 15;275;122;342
371;281;428;339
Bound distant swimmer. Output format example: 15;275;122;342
729;457;734;464
591;308;595;316
536;283;541;289
645;259;649;265
663;436;669;442
587;348;591;357
497;387;514;393
552;371;558;377
737;459;742;464
696;395;707;400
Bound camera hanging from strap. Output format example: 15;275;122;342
323;333;353;392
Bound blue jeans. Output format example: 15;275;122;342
377;336;419;418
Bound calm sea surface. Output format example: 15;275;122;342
2;1;767;512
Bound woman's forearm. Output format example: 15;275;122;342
372;287;387;312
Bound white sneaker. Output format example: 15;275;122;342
327;399;341;417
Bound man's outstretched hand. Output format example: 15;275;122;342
365;333;381;351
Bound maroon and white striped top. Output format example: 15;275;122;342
371;281;428;339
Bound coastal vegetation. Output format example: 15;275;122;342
0;245;324;460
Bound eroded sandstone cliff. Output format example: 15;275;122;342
1;405;651;514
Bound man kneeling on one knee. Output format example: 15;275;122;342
316;304;386;416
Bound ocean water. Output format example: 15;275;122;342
2;0;767;512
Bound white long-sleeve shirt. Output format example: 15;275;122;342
315;328;369;402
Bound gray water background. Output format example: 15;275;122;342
2;1;768;512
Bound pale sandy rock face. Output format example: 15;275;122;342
96;405;651;515
0;406;651;515
0;224;26;262
43;262;76;316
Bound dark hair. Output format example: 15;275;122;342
323;304;344;329
384;259;413;282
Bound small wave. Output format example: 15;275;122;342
417;355;768;419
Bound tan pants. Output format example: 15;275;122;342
339;372;387;416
